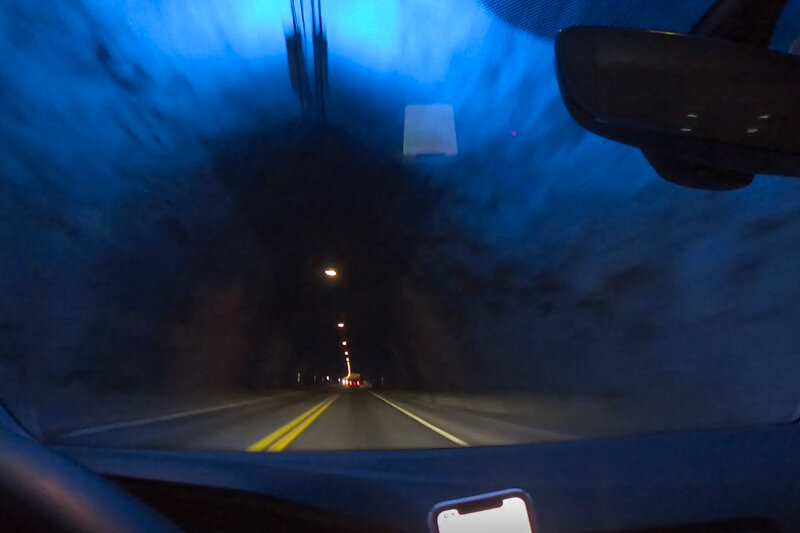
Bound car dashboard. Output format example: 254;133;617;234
57;422;799;532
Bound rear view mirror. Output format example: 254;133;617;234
555;27;800;190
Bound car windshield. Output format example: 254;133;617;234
2;0;799;452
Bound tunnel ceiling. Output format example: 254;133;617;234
2;0;800;432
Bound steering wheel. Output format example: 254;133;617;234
0;424;179;532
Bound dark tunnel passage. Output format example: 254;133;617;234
18;117;480;434
209;124;457;390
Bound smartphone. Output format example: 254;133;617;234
428;489;536;533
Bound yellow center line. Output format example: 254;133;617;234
246;394;336;452
267;395;338;452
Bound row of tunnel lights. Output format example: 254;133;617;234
325;268;359;387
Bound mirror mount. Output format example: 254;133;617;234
691;0;789;47
556;3;800;191
556;0;795;191
655;0;787;189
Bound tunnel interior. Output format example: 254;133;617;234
2;0;800;439
211;123;454;389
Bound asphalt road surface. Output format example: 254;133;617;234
52;389;575;451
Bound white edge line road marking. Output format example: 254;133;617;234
60;396;278;439
371;392;469;447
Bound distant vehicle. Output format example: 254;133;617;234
343;373;362;388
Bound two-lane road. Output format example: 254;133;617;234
52;389;574;451
283;391;462;451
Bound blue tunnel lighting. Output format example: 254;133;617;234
3;0;800;441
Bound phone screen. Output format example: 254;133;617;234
435;496;533;533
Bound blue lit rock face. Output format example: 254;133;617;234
0;0;300;431
1;0;798;435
